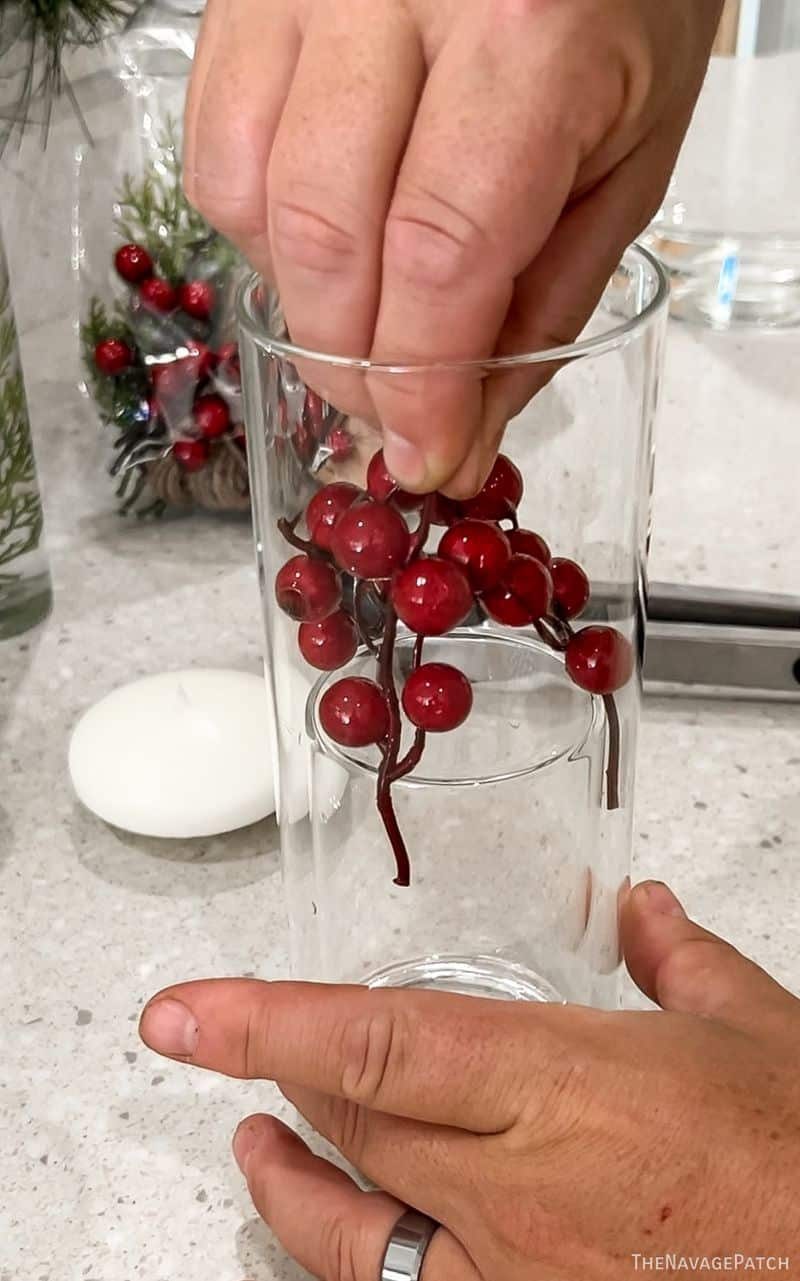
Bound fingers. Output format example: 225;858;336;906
139;979;531;1132
233;1113;479;1281
623;880;800;1033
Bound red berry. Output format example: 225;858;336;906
299;610;358;671
306;483;360;552
184;340;218;380
509;528;550;564
366;450;424;511
482;554;553;627
331;499;411;580
152;357;200;419
319;676;389;747
192;393;231;440
392;557;473;636
438;520;511;592
327;426;352;461
140;276;177;312
565;626;634;695
402;663;473;733
304;389;328;440
217;341;240;370
178;280;216;320
275;555;341;623
551;557;590;620
94;338;133;376
173;438;209;472
461;455;524;520
114;242;153;284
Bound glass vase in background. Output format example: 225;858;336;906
646;0;800;328
239;246;667;1010
0;229;51;640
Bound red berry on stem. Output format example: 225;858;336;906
184;340;217;379
327;426;352;461
152;357;199;419
482;554;553;627
509;528;550;564
392;557;473;636
179;280;216;320
331;499;411;580
306;483;360;552
173;438;209;471
402;663;473;733
140;276;177;312
319;677;389;747
438;520;511;592
94;338;133;375
367;450;423;511
192;393;231;440
461;455;524;520
275;555;341;623
299;610;358;671
114;242;153;284
565;626;634;695
551;557;590;620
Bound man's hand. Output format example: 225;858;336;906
140;881;800;1279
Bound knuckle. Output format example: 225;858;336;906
385;186;490;291
655;937;736;1007
320;1212;360;1281
270;197;360;275
339;1009;403;1108
326;1098;369;1163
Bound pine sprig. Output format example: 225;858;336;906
0;294;44;574
80;295;148;426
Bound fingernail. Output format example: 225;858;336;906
233;1116;269;1176
382;431;429;490
139;997;199;1057
643;882;686;918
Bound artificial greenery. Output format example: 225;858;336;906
0;271;44;581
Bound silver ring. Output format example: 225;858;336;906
380;1209;439;1281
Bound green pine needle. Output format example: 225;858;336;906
0;274;44;576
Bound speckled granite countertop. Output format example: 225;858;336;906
2;183;800;1281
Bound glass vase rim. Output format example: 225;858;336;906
236;242;668;374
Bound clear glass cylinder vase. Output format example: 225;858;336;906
239;245;667;1009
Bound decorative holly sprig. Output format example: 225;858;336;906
0;272;44;581
275;447;634;886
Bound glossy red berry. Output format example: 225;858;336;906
152;357;199;418
366;450;423;511
392;557;473;636
551;557;590;620
319;677;389;747
299;610;358;671
509;528;550;564
192;393;231;440
565;626;634;695
140;276;178;312
184;340;218;380
482;554;553;627
173;438;209;472
179;280;216;320
461;455;523;520
402;663;473;733
306;483;360;552
331;499;411;580
217;342;241;382
438;520;511;592
327;426;353;461
275;555;341;622
94;338;133;375
114;242;153;284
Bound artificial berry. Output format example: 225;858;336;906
94;338;133;376
509;528;550;564
217;342;241;382
299;610;358;671
461;455;523;520
304;389;328;440
306;483;360;553
184;340;218;380
319;677;389;747
140;276;178;312
173;438;209;472
275;555;341;623
551;557;590;620
114;242;153;284
366;450;423;511
192;393;231;440
327;426;353;461
438;520;511;592
482;554;553;627
152;357;200;418
178;280;216;320
402;663;473;733
392;557;473;636
331;499;411;580
565;626;634;695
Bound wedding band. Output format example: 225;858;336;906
380;1209;439;1281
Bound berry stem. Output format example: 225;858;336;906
408;493;436;559
354;579;379;656
278;514;315;555
389;634;426;782
602;693;621;811
375;603;412;886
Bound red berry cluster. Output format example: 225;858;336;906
275;447;635;886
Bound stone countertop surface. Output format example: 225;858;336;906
2;157;800;1281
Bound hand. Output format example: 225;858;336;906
184;0;720;496
140;881;800;1279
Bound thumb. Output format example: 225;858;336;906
622;880;798;1033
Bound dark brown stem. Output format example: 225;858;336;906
278;514;314;555
354;579;379;656
409;493;436;559
375;605;412;885
602;693;621;811
390;635;425;781
534;614;571;652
